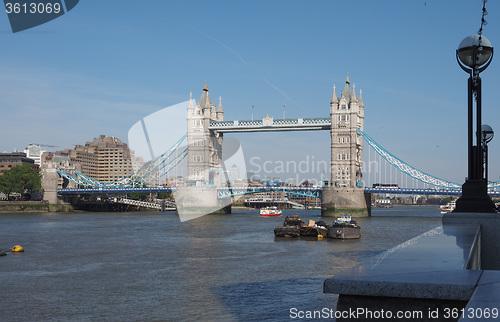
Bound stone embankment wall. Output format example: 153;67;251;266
0;202;74;213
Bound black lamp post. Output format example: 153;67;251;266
454;34;496;212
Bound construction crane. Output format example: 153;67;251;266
29;143;60;148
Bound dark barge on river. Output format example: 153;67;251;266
274;215;360;239
326;215;362;239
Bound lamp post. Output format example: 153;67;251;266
454;33;496;212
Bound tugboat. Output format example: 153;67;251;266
274;215;304;237
327;215;361;239
260;206;282;217
299;219;329;237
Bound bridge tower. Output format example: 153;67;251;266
178;83;230;219
186;83;224;186
322;75;371;217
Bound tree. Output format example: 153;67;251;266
157;191;173;200
0;164;42;198
126;177;148;200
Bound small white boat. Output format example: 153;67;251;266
440;200;456;214
260;206;282;217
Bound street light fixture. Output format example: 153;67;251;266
457;34;493;72
482;124;494;143
454;33;496;212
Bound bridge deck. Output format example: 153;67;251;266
57;186;500;197
208;118;331;133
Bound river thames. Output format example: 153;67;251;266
0;206;442;321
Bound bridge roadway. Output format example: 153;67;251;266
57;186;500;197
208;117;331;132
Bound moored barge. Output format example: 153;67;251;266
327;215;362;239
274;215;304;237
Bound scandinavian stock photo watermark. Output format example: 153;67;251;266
123;95;394;222
128;99;249;222
247;155;383;185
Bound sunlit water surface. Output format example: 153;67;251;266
0;206;442;321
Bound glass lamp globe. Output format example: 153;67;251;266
482;124;494;143
457;34;493;69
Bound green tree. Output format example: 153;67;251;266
157;191;173;200
0;164;42;197
441;196;453;205
127;177;148;200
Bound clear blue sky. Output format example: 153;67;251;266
1;0;499;185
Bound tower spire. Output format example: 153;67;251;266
199;81;212;110
341;74;352;103
331;85;338;104
218;96;223;112
358;89;364;107
188;92;194;111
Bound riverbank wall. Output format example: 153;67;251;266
0;202;75;213
324;213;500;321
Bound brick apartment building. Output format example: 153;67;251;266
0;152;39;175
67;135;134;183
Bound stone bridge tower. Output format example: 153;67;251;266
322;75;370;217
186;83;224;186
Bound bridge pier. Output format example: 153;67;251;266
42;167;59;204
321;187;371;217
174;186;231;222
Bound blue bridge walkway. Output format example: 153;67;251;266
57;186;500;198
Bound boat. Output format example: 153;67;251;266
327;215;362;239
299;219;329;237
373;199;393;208
260;206;282;217
274;215;304;237
440;200;456;214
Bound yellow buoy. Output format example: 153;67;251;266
11;245;24;252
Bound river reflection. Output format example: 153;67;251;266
0;206;441;321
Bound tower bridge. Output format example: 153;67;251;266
183;76;368;217
55;77;482;217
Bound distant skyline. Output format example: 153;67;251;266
1;1;500;184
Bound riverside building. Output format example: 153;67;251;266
0;152;39;175
68;135;134;183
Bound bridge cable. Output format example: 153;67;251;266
358;128;461;189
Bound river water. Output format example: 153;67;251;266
0;206;442;321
